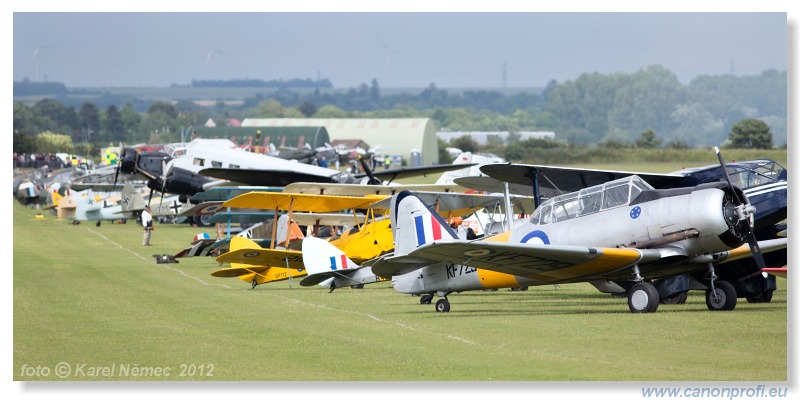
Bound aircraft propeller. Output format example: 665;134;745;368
714;146;766;269
358;155;382;185
113;143;124;188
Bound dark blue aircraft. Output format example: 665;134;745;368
475;156;787;304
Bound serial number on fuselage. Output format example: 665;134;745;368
446;263;476;279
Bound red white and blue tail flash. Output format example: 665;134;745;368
414;214;444;246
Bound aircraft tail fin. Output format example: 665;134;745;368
120;183;146;212
390;190;458;257
301;236;359;276
49;189;63;208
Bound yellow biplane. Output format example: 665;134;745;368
211;192;392;288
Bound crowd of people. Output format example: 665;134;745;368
14;153;73;170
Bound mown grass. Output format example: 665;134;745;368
13;199;787;382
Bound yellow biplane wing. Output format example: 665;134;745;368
222;192;387;212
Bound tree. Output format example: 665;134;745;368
105;105;124;142
449;135;479;153
79;102;100;142
635;129;662;148
298;101;318;117
727;118;773;149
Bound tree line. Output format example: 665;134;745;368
13;64;786;158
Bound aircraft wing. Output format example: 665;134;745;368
189;186;282;203
222;192;387;212
454;175;535;196
199;167;337;186
292;212;366;227
697;238;788;265
68;182;134;192
283;182;469;196
363;163;478;182
299;268;363;287
367;191;536;216
179;201;224;216
391;240;662;281
479;163;687;198
215;247;305;269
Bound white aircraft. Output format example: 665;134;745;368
50;188;132;223
115;139;474;200
337;164;786;314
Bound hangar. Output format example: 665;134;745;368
241;118;439;166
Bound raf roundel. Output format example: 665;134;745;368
630;206;642;219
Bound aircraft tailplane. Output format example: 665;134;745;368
390;190;458;257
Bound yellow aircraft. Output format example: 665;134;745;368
212;192;392;288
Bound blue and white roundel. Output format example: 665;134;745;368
520;230;550;245
630;206;642;219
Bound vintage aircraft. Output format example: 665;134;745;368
211;192;392;288
113;139;474;201
368;154;786;313
50;188;132;223
296;190;537;292
462;155;788;303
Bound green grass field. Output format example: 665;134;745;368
12;195;787;382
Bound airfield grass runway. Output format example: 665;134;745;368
13;198;787;381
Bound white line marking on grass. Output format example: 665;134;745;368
273;295;478;345
87;228;232;290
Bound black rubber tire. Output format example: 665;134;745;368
660;290;688;305
706;280;737;311
627;282;659;313
746;290;773;303
420;295;432;304
435;299;450;313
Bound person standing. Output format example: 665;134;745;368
141;205;154;246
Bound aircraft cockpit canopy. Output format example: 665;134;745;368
530;175;654;225
727;160;786;188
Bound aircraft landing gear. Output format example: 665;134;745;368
251;278;258;289
435;299;450;313
329;282;337;293
420;294;433;304
660;290;688;305
746;290;773;303
704;263;737;311
706;280;737;311
627;282;659;313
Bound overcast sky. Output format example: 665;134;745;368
11;9;789;89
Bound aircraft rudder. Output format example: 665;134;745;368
391;190;458;257
301;236;358;275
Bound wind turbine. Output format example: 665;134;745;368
376;34;394;85
29;44;47;82
201;48;228;79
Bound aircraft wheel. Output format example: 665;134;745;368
198;214;214;227
251;278;258;289
350;284;364;289
660;290;688;305
746;290;773;303
706;280;737;311
435;299;450;313
420;295;433;304
627;282;659;313
510;286;529;291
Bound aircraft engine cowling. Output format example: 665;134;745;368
163;167;216;196
717;185;754;249
119;147;139;174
